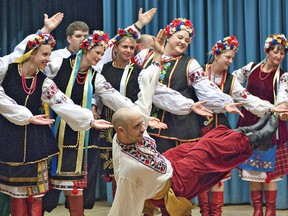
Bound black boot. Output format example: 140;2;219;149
247;114;278;151
235;112;271;133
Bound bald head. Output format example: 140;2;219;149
112;108;142;130
136;34;154;53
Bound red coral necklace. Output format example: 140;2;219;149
259;64;271;80
76;71;88;85
19;64;38;95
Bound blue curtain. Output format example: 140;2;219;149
0;0;103;56
103;0;288;209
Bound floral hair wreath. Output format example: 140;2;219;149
264;34;288;52
165;18;195;38
80;30;109;51
27;33;56;50
212;36;239;55
110;28;140;45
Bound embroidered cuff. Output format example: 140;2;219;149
151;60;161;68
90;119;95;127
134;23;141;32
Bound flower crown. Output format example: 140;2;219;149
212;36;239;55
264;34;288;52
27;33;56;50
110;28;140;45
165;18;195;38
80;31;109;51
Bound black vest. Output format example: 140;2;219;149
145;52;205;141
0;63;58;164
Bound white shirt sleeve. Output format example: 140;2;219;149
231;77;272;117
41;78;93;131
0;54;33;125
108;177;145;216
136;52;193;115
188;59;234;113
276;72;288;105
0;86;33;125
45;56;63;79
134;64;161;127
94;72;135;110
152;82;193;115
232;62;254;84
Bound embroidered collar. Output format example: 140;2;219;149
117;136;167;174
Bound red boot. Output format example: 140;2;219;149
10;197;28;216
67;195;84;216
251;190;263;216
210;191;223;216
264;190;277;216
198;191;210;216
27;198;42;216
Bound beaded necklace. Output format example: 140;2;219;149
206;64;226;91
70;59;89;85
19;63;38;95
159;62;171;83
159;55;181;83
76;71;89;85
258;64;271;80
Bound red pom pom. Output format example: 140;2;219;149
218;182;223;187
72;187;79;195
104;175;112;182
265;177;271;183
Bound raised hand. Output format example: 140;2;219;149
153;29;166;56
148;117;168;129
92;119;113;130
135;8;157;29
224;102;244;118
190;101;213;117
41;12;64;33
29;114;55;125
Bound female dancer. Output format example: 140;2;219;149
234;34;288;216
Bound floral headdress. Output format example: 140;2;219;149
110;28;140;45
211;36;239;55
14;33;56;64
27;33;56;50
264;34;288;52
165;18;195;38
80;31;109;51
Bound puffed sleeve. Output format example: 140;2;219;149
152;83;193;115
187;59;234;113
45;56;64;79
276;73;288;105
108;177;146;216
41;78;94;131
0;58;33;125
231;77;272;117
0;86;33;125
94;72;135;110
232;62;254;84
134;63;161;128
